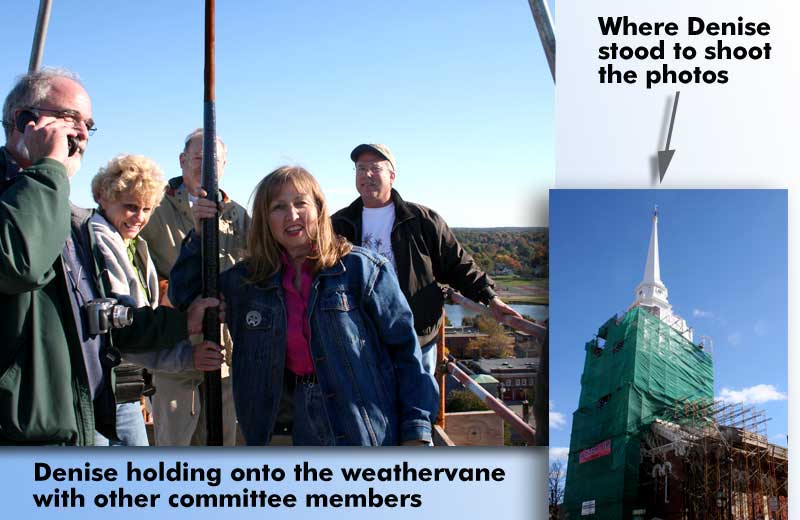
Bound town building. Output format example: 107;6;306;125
444;328;488;358
473;357;538;401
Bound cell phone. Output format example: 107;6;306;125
14;110;37;133
14;110;79;156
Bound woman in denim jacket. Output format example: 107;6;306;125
169;166;437;446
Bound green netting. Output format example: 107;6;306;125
562;307;713;519
562;435;640;519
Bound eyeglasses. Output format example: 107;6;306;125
355;164;391;175
23;106;97;136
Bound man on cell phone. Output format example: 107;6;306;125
0;68;223;445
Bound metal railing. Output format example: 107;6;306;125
435;289;548;446
448;290;547;341
445;356;536;444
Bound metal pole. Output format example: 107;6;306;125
447;289;547;341
435;310;446;429
446;289;547;445
533;319;549;446
28;0;53;72
527;0;555;82
201;0;223;446
446;360;536;445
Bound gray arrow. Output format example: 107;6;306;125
658;91;680;182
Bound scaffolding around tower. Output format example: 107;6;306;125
640;398;788;520
562;306;714;519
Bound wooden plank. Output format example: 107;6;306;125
444;411;504;446
433;424;456;446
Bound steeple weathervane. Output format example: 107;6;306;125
630;206;671;317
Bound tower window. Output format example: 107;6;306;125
592;337;606;357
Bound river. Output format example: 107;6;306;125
444;304;548;326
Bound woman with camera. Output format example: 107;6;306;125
89;154;223;445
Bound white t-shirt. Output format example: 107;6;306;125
361;203;396;268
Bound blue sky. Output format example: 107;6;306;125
0;1;554;227
548;189;788;461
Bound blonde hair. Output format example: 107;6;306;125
246;165;351;283
92;154;166;207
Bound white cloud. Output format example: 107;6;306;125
692;308;714;318
549;447;569;462
550;412;566;430
727;332;742;346
549;401;566;430
717;384;787;405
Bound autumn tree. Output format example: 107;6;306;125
495;254;522;272
464;314;514;358
446;389;488;412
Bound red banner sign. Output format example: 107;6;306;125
579;439;611;464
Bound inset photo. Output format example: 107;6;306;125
548;190;787;520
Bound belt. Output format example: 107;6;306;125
294;373;318;386
285;371;318;390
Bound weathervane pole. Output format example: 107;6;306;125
201;0;223;446
28;0;52;72
527;0;555;82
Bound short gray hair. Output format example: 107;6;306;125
183;127;226;153
2;68;83;139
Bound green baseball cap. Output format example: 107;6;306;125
350;143;396;171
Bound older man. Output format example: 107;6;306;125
140;129;249;446
332;144;521;379
0;69;220;445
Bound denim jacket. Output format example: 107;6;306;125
169;231;438;446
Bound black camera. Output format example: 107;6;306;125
85;298;133;335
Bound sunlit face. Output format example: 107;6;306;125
100;193;155;241
10;77;93;177
179;136;226;194
267;183;318;258
355;150;394;208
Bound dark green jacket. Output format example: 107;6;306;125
0;150;189;445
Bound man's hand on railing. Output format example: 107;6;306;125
488;296;523;322
446;288;547;340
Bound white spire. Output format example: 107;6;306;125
630;206;670;314
642;206;662;284
629;207;694;342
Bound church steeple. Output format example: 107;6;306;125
629;207;693;341
631;207;671;313
642;206;662;287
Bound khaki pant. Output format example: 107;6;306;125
151;371;237;446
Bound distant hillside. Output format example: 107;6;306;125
455;227;548;233
453;227;548;278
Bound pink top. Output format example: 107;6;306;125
280;254;315;376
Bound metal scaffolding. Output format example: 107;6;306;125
641;398;788;520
